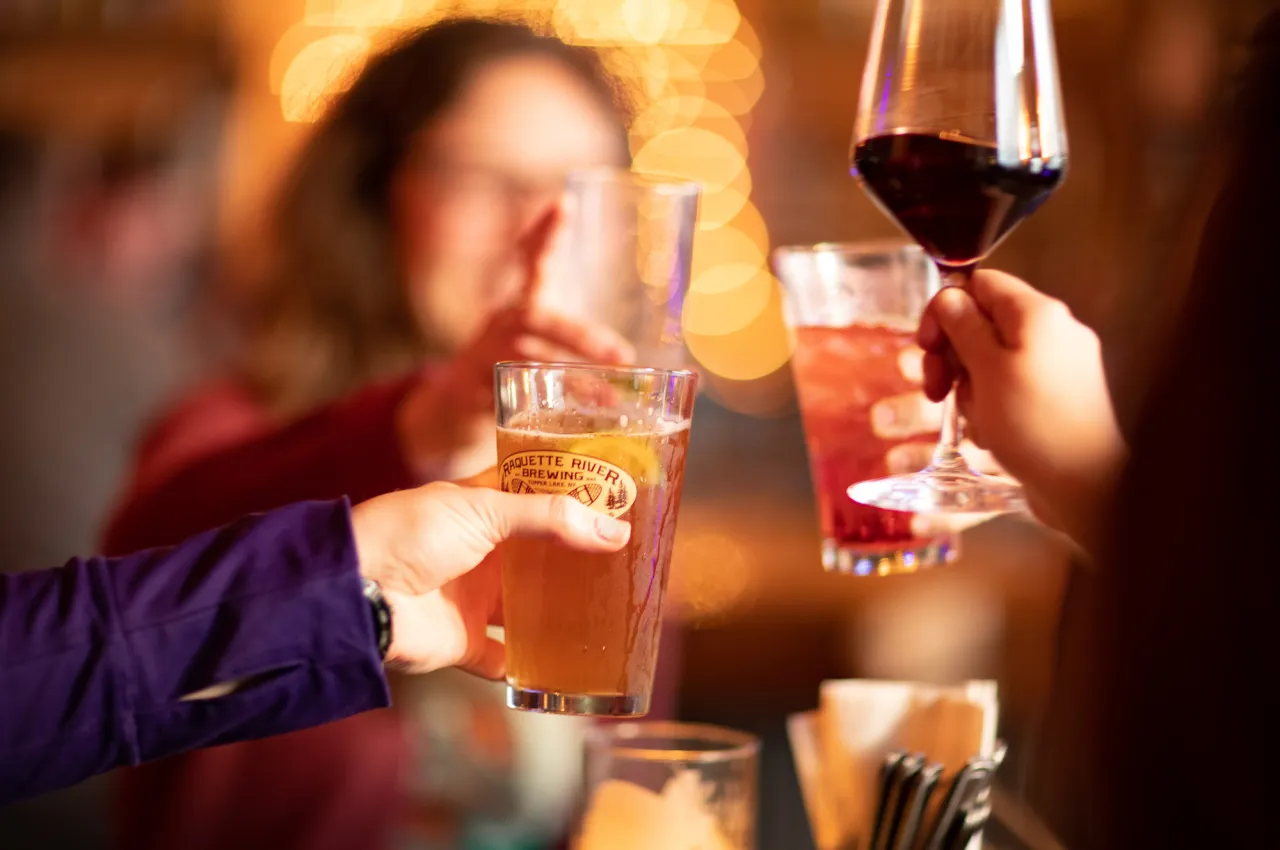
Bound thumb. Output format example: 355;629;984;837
470;489;631;551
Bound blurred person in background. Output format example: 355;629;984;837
0;124;216;850
101;18;683;850
915;8;1277;845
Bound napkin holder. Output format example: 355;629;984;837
788;679;1002;850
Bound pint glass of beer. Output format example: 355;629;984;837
495;362;698;716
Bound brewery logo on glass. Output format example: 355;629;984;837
500;450;637;518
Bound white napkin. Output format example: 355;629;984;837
789;679;999;850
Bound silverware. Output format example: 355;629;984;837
921;766;966;850
922;758;996;850
878;754;924;850
991;740;1008;770
870;751;908;850
946;802;992;850
895;761;943;850
872;741;1007;850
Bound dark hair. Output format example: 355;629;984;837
239;18;629;416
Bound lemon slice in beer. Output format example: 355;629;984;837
568;434;662;484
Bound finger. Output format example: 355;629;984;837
918;306;944;353
870;391;942;440
968;270;1049;349
473;491;631;551
517;204;564;306
897;345;925;384
922;351;953;402
927;288;1000;371
510;335;584;364
516;308;636;365
460;636;506;681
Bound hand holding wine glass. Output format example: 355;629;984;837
848;0;1068;514
918;270;1127;551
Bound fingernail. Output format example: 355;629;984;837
594;514;630;543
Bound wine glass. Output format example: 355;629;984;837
847;0;1068;514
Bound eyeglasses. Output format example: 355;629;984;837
414;159;569;209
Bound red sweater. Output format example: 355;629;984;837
102;375;681;850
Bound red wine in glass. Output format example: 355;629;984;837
851;132;1065;269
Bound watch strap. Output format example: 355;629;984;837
362;578;393;661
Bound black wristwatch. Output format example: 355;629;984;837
362;578;393;661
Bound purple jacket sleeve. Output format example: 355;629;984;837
0;498;390;806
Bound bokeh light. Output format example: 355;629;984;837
697;171;752;228
684;279;793;381
634;126;746;190
682;263;772;336
701;35;759;83
629;96;746;151
668;527;754;623
304;0;406;28
278;33;369;123
690;222;765;276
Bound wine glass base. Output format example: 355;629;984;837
821;537;959;576
849;469;1026;515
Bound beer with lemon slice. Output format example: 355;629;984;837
495;363;697;716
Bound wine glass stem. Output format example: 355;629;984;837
928;267;976;474
929;390;968;472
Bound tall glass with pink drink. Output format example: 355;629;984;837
775;242;955;575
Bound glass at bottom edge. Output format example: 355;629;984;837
506;685;649;717
822;536;958;577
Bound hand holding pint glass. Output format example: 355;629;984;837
495;362;697;716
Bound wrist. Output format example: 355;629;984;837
1059;424;1129;557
